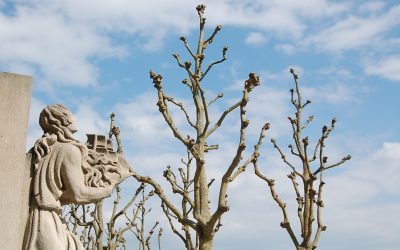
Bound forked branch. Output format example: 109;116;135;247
254;68;351;250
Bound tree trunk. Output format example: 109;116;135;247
297;245;314;250
199;234;214;250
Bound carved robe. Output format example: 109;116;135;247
23;142;84;250
23;137;132;250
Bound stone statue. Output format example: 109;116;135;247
23;104;133;250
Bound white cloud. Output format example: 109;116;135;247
261;66;357;106
321;141;400;248
0;0;195;87
54;0;195;33
302;83;356;104
0;4;126;87
246;85;291;138
275;43;296;55
0;0;351;89
73;103;110;142
245;32;267;46
358;1;386;13
304;5;400;52
318;66;356;80
206;0;347;39
366;142;400;194
262;65;305;83
115;91;187;151
365;55;400;81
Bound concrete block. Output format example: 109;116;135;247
0;72;32;250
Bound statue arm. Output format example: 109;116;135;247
60;144;113;204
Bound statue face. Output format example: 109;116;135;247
67;113;78;134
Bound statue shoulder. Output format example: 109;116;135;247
57;142;83;162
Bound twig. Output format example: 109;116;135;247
271;138;303;177
145;221;160;249
206;100;241;138
312;169;326;248
229;123;270;182
287;172;304;236
158;228;163;250
207;93;223;106
161;202;186;243
200;46;228;81
132;172;197;229
163;166;195;208
314;155;351;174
210;73;261;226
254;162;300;248
204;25;222;46
180;36;196;59
164;95;196;128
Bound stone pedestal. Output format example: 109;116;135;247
0;72;32;250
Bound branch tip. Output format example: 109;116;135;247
196;4;206;14
150;70;163;89
289;68;298;79
244;72;260;91
331;117;337;127
184;61;192;69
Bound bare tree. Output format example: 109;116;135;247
160;149;199;250
62;181;161;250
254;68;351;250
62;113;161;250
132;4;268;250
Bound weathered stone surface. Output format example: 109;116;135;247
23;104;133;250
0;72;32;250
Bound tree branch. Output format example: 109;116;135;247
271;138;303;178
206;100;241;138
163;166;195;208
313;169;327;248
207;93;223;107
254;162;300;248
164;95;196;128
210;73;261;226
150;71;199;158
288;172;304;237
204;25;222;47
314;155;351;174
145;221;160;249
180;36;196;59
132;173;197;230
161;202;186;243
229;123;270;182
200;46;228;81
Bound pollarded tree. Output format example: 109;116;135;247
254;68;351;250
132;4;268;250
62;113;162;250
62;184;161;250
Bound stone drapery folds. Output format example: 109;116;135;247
23;104;132;250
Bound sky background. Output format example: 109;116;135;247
1;0;400;249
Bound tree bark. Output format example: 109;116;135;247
199;234;213;250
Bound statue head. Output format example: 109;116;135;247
39;104;77;142
32;104;81;168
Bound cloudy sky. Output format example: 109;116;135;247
2;0;399;249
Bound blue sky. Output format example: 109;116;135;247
1;0;399;249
